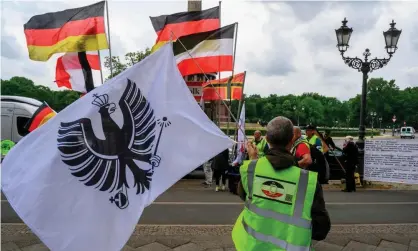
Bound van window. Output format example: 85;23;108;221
401;128;406;132
16;116;30;136
1;115;12;140
406;128;411;132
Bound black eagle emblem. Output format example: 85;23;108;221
57;79;170;209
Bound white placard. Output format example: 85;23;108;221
364;139;418;184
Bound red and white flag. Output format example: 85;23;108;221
172;24;236;76
55;52;102;93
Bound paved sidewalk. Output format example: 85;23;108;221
2;224;418;251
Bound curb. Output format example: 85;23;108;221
2;224;418;238
175;180;418;191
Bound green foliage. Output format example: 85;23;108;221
2;72;417;131
1;77;81;111
233;78;417;129
104;48;151;79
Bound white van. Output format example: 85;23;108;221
1;96;42;143
400;126;416;139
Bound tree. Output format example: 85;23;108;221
2;75;417;129
300;97;324;125
366;78;400;127
104;48;151;79
1;77;80;111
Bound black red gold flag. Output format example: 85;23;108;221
150;6;219;52
24;1;108;61
25;103;57;132
202;72;245;101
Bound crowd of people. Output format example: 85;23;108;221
230;116;333;250
199;116;362;249
202;122;359;194
207;116;362;250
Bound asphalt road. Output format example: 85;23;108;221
2;187;418;225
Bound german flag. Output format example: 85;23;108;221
24;1;108;61
202;72;245;101
150;6;219;52
25;103;57;132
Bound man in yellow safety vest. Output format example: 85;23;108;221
305;125;323;152
253;130;269;158
233;116;331;251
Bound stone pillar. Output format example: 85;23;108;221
185;0;220;123
188;0;202;11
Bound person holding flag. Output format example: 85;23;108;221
233;102;247;166
252;130;269;158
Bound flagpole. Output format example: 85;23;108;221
226;76;231;137
315;128;346;173
78;52;94;92
232;23;238;72
227;23;238;138
105;0;113;77
170;27;247;141
97;50;104;85
217;0;222;127
234;71;246;142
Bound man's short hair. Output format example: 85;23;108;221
266;116;294;147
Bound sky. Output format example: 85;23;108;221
1;0;418;101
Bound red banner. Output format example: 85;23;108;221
202;72;245;101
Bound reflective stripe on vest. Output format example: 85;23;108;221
291;138;310;156
243;159;312;249
242;218;310;251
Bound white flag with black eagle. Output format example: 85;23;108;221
1;43;234;251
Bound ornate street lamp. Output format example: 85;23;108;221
335;18;401;148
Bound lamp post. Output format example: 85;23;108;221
301;107;305;125
335;18;401;148
379;117;383;131
293;106;305;126
293;106;298;126
370;112;377;138
392;115;397;136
